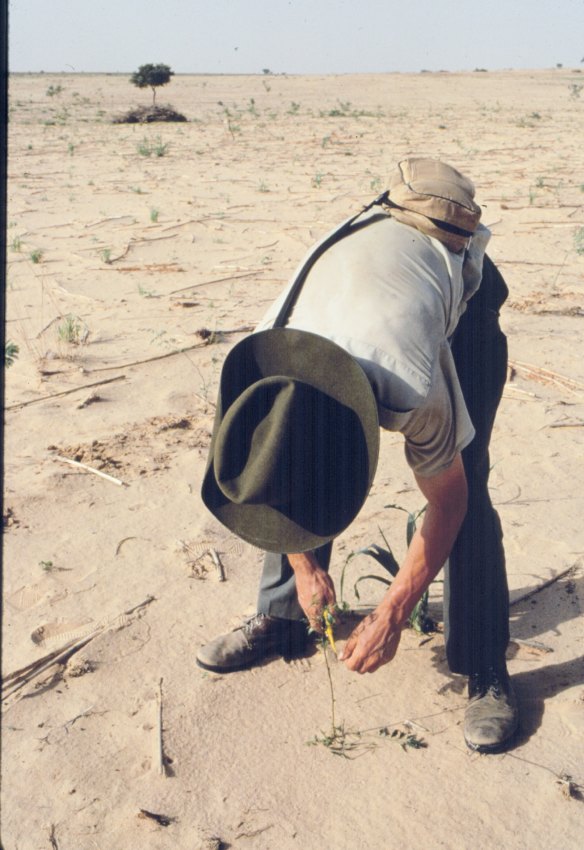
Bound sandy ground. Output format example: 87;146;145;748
2;70;584;849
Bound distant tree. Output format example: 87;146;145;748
130;63;174;106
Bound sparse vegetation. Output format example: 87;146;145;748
137;137;169;157
150;207;160;222
308;606;427;757
340;504;435;635
29;249;43;264
57;314;84;345
5;342;19;368
130;63;174;106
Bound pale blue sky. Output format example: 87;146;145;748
8;0;584;75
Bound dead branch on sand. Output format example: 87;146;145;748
508;360;584;395
510;565;577;608
2;597;156;707
156;678;166;776
88;328;254;373
168;270;259;295
5;375;126;411
52;454;126;487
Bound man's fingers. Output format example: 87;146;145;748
338;631;358;661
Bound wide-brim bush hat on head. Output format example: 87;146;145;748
387;157;482;253
201;328;379;553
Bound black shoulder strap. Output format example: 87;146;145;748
272;191;390;328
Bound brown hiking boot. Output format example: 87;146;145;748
196;614;310;673
464;666;518;753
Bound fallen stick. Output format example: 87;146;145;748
168;270;259;295
85;214;136;228
209;548;226;582
156;678;166;776
35;316;63;338
496;260;566;267
509;360;584;394
105;233;179;264
49;824;59;850
88;329;254;374
2;596;156;705
5;374;126;411
509;638;553;654
160;218;200;232
138;809;173;827
547;420;584;428
510;566;576;608
53;455;125;487
87;343;208;373
502;386;538;399
194;393;216;407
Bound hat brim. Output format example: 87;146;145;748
201;328;379;553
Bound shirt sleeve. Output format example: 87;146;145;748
378;341;475;478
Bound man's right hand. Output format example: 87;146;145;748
288;553;336;632
339;610;402;673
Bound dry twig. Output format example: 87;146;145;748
52;454;125;487
510;565;576;608
508;360;584;395
138;809;174;827
2;597;155;706
5;375;126;411
168;270;259;295
209;548;226;581
88;328;253;374
156;678;166;776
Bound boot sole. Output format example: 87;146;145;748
195;650;277;674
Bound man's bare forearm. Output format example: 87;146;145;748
341;454;468;673
376;494;466;628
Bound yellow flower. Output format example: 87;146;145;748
323;608;337;654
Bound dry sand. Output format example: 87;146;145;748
2;70;584;849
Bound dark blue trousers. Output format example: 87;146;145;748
257;256;510;675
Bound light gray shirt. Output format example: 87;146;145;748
257;210;490;477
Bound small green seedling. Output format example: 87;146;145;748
57;314;83;345
137;137;169;157
29;249;43;264
5;342;19;367
309;605;427;757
